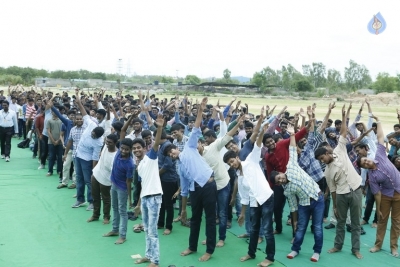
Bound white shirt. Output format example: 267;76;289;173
8;101;18;113
0;109;18;133
92;147;117;186
202;134;232;190
239;143;273;207
138;148;163;197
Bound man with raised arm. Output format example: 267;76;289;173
315;104;363;260
356;114;400;257
163;97;217;262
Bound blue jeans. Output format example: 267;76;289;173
217;183;230;241
111;184;129;238
245;205;264;237
48;144;63;174
141;194;162;265
292;194;324;254
74;157;93;203
248;195;275;262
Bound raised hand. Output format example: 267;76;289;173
307;106;313;117
155;114;165;127
287;124;295;135
299;108;305;118
359;102;364;113
329;102;336;110
342;104;346;116
369;114;378;121
200;97;208;110
278;106;288;117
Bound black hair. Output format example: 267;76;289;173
244;121;254;128
170;123;184;133
394;124;400;129
223;150;238;164
272;133;283;143
2;100;9;106
391;155;400;165
269;171;279;185
163;143;177;156
96;109;106;117
132;118;143;125
372;122;377;128
106;134;118;144
112;121;123;132
355;156;364;168
120;138;134;148
92;127;105;138
328;119;333;123
188;116;196;122
225;139;237;149
318;141;329;148
263;133;273;144
334;119;342;126
132;138;145;148
141;130;152;138
203;130;217;139
67;110;76;115
314;147;328;160
153;128;167;139
353;143;368;150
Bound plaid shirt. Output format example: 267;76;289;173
173;135;189;174
284;146;321;212
298;132;324;182
68;125;85;158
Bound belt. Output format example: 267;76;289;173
146;193;161;197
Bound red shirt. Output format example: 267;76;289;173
265;127;307;184
35;114;45;137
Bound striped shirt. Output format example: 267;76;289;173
25;104;37;120
284;146;321;212
68;126;85;158
298;131;324;182
368;144;400;197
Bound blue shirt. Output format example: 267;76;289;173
158;140;179;182
111;150;134;191
239;140;254;161
52;106;73;144
179;127;213;197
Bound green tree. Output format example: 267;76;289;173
326;69;343;92
344;60;372;92
294;79;314;92
372;72;398;93
184;74;201;85
223;69;231;81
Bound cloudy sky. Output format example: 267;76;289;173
1;0;399;80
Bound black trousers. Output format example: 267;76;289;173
272;185;286;233
0;126;14;157
363;185;377;224
18;119;26;139
189;180;217;254
227;168;237;222
40;136;49;165
158;181;178;230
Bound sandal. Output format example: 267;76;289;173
133;224;144;233
227;221;232;229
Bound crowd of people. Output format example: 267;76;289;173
1;85;400;267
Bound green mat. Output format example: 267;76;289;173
0;139;399;267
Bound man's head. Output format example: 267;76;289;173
75;114;83;127
270;170;288;185
120;138;133;158
263;133;275;151
91;127;105;139
225;140;240;154
164;143;180;159
392;155;400;169
326;119;333;128
244;121;254;135
151;106;159;116
223;150;241;169
297;137;307;149
197;138;205;154
2;100;9;111
203;130;217;145
132;138;146;159
315;147;334;164
106;134;118;150
112;121;123;133
170;124;184;141
389;138;399;147
188;116;195;129
355;122;365;132
153;128;167;140
28;98;34;105
280;121;288;134
96;109;106;121
394;124;400;132
356;156;376;170
11;96;16;103
334;119;342;131
132;118;143;131
354;143;369;157
141;130;153;145
67;110;76;121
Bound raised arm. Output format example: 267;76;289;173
120;113;135;139
227;114;245;137
319;102;335;134
153;114;165;152
340;104;347;138
195;97;207;128
74;89;88;116
256;109;266;147
371;114;384;145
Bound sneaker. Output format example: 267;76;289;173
68;184;76;189
5;157;10;162
72;201;85;208
324;223;335;229
46;172;52;176
38;164;44;169
1;155;5;159
57;184;68;189
86;203;94;211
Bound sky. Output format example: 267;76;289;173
1;0;399;80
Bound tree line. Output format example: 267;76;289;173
251;60;400;94
1;61;399;94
